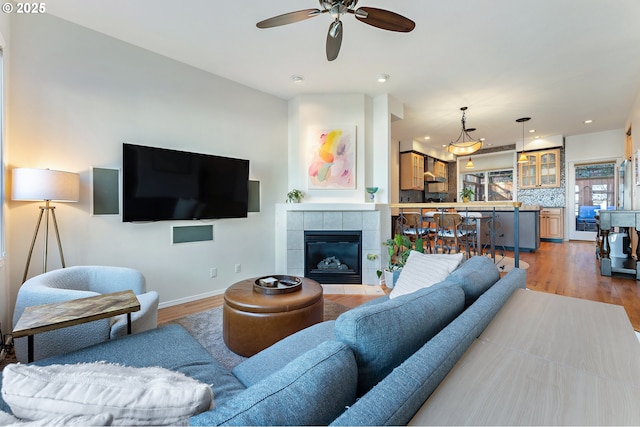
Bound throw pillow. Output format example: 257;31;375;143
390;251;463;299
2;362;213;426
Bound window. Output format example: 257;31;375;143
462;169;513;202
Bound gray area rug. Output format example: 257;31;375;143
169;300;350;370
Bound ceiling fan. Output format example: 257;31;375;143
256;1;415;61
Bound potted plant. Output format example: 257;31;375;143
459;187;474;202
377;233;423;288
286;189;304;203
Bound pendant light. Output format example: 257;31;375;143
516;117;531;163
465;157;475;169
447;107;483;155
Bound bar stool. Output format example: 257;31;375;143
399;211;431;253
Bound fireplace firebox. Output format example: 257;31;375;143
304;230;362;284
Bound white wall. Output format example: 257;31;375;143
627;87;640;210
565;129;625;161
0;10;10;332
288;94;370;203
374;94;403;205
6;14;288;310
286;93;399;205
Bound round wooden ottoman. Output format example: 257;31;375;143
222;276;324;357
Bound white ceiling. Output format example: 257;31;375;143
44;0;640;151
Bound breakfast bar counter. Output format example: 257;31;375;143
391;202;531;265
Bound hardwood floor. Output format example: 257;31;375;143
158;294;225;324
158;241;640;331
157;290;380;325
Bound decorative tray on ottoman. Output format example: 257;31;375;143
254;275;302;295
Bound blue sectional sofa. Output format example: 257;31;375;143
0;256;526;426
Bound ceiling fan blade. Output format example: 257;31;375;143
256;9;321;29
354;7;415;32
326;21;343;61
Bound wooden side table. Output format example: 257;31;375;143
12;290;141;362
223;277;323;357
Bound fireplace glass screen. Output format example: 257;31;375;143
304;230;362;284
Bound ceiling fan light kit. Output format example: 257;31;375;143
447;107;483;156
257;1;415;61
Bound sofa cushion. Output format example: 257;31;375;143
232;320;336;387
2;362;213;425
190;340;358;426
334;282;465;396
447;255;501;306
390;251;463;299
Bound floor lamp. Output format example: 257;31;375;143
12;168;80;283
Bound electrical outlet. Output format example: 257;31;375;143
234;264;241;273
210;267;217;278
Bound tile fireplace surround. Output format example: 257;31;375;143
275;203;389;286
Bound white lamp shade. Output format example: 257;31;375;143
12;168;80;202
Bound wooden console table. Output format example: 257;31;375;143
13;290;141;362
410;289;640;425
597;210;640;279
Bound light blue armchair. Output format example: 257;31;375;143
12;266;159;362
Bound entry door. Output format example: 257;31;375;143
568;160;619;241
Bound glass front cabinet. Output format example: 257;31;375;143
518;148;560;189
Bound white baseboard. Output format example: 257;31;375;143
158;288;226;309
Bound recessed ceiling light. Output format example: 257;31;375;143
529;129;536;133
377;74;390;83
584;119;593;124
291;75;304;83
424;136;430;140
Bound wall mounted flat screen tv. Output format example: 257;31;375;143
122;143;249;222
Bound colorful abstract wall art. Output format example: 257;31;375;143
307;126;356;189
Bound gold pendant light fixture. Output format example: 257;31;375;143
447;106;483;156
516;117;531;163
465;157;475;169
